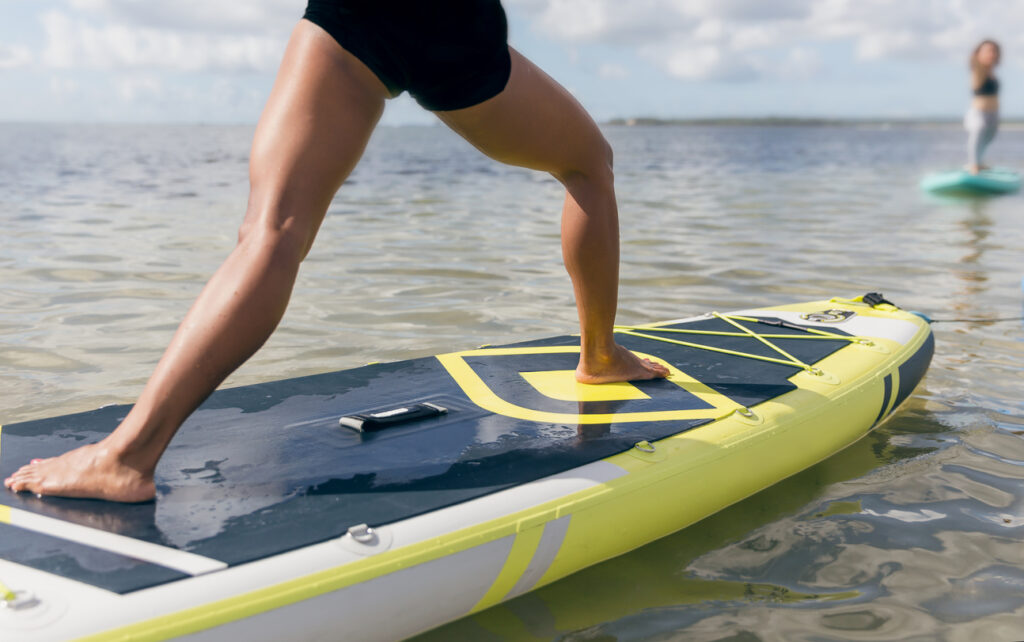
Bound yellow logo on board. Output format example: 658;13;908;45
436;346;742;424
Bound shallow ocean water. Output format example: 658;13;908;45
1;122;1022;641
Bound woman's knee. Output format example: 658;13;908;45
552;134;614;191
236;197;318;266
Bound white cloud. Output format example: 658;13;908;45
115;74;163;101
508;0;1024;81
65;0;299;35
49;75;79;96
775;47;823;80
730;25;786;52
0;44;33;69
856;30;922;61
683;0;810;22
520;0;670;46
656;44;756;82
40;9;287;72
598;63;629;79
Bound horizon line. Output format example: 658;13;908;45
2;116;1023;127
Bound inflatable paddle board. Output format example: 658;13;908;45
0;294;934;641
920;167;1021;194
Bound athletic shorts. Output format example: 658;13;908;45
302;0;512;111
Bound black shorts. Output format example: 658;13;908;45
303;0;512;111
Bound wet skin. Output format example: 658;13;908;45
4;20;667;503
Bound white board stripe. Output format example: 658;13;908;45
5;506;226;577
504;515;571;600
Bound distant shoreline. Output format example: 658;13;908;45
603;116;1024;128
3;117;1024;129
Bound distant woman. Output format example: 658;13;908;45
965;39;1001;174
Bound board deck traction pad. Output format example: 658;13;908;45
0;306;933;596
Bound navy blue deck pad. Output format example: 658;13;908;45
0;316;852;593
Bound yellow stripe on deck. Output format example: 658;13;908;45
519;370;651;402
437;347;741;424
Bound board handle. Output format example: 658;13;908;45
339;402;448;432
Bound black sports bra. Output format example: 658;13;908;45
975;75;999;96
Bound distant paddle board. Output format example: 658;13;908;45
0;294;934;641
920;167;1021;194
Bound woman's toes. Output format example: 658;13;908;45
6;468;37;492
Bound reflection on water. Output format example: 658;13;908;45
953;200;992;312
2;122;1023;639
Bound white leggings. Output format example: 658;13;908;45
965;107;998;167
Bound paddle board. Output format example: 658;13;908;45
920;167;1021;194
0;294;934;641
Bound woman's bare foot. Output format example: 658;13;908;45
576;343;670;384
967;164;981;175
3;442;155;503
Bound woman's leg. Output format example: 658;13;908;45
4;20;389;501
978;112;998;168
436;49;668;384
966;109;984;173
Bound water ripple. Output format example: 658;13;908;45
2;122;1023;638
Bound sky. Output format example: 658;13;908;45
1;0;1022;124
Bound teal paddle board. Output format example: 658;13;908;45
920;167;1020;194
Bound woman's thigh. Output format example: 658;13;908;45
242;20;389;248
434;48;612;180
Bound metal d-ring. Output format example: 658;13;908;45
1;590;40;611
347;523;377;544
634;441;656;453
736;407;757;419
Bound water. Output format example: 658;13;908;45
2;122;1023;640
